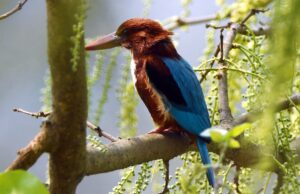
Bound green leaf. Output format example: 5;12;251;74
228;123;251;138
0;170;49;194
228;139;240;149
210;131;225;143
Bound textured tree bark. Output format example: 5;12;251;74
86;134;300;175
46;1;87;193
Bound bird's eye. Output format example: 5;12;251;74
122;29;128;35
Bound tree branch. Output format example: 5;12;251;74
13;108;51;118
160;160;170;194
0;0;28;20
6;121;58;171
240;9;269;25
273;172;284;194
86;121;119;142
233;93;300;126
165;15;218;31
12;108;118;142
217;23;238;126
86;133;190;175
199;46;220;83
86;132;300;175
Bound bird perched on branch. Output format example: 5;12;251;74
85;18;215;187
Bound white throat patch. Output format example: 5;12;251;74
130;58;137;83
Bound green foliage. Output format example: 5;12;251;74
229;0;272;22
40;71;52;112
132;162;152;194
170;152;212;193
273;112;300;193
199;26;221;126
0;170;49;194
209;123;250;149
111;163;152;194
112;53;144;194
150;160;167;193
111;167;136;194
229;123;251;137
93;48;121;124
70;0;87;71
87;50;105;112
118;83;139;138
180;0;192;17
117;54;139;138
236;168;255;194
142;0;152;16
87;135;107;152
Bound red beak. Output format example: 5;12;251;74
85;32;121;51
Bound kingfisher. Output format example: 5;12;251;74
85;18;215;187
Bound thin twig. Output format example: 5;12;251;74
273;172;284;194
0;0;28;20
240;9;269;25
86;121;118;142
206;23;232;30
13;108;118;142
13;108;51;118
199;46;220;83
159;160;170;194
195;67;265;80
234;166;241;194
220;29;224;61
166;15;218;31
262;172;272;194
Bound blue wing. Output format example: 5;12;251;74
146;57;211;134
163;57;211;133
145;56;215;186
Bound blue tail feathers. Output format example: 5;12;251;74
196;137;215;187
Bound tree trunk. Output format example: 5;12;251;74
46;1;87;193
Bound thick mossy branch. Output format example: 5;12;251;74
86;133;190;175
86;94;300;175
86;131;300;176
46;0;87;193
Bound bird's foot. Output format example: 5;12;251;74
148;126;167;134
148;127;195;144
148;126;185;135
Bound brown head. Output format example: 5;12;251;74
85;18;173;54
